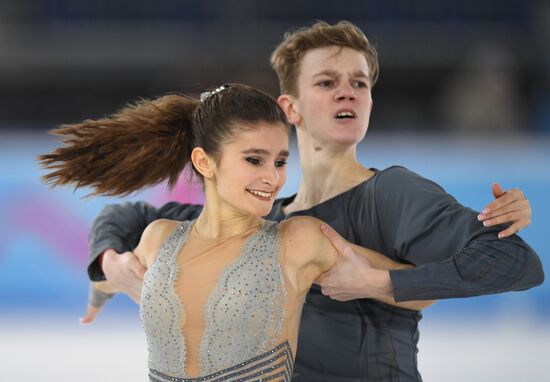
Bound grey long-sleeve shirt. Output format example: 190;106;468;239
87;166;544;381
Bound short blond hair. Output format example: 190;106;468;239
270;21;379;96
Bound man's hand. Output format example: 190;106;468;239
315;224;393;302
478;183;531;238
102;249;145;303
80;282;115;324
80;304;103;324
80;249;145;324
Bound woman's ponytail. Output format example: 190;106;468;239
39;94;199;196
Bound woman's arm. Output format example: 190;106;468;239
132;218;178;269
81;219;179;323
342;241;435;310
88;202;202;281
283;217;435;311
317;224;435;311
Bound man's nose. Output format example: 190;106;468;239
335;82;356;101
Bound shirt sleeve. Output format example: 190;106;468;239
373;166;544;301
87;201;202;281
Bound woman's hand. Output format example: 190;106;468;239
478;183;531;238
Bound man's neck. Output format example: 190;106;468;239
284;132;374;214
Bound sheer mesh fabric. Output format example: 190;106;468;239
141;220;305;381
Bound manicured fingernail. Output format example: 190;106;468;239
477;214;484;221
498;233;503;239
483;220;491;226
482;208;490;214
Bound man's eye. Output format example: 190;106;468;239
317;80;334;87
353;80;368;89
275;159;287;168
245;157;261;165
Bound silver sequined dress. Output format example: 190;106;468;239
141;220;294;382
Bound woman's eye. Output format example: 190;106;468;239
245;157;261;165
275;159;287;168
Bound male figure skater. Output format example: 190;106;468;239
84;21;543;381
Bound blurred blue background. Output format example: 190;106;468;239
0;1;548;381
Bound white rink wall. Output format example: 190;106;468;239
1;132;548;381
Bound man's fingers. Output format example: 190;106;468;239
129;260;146;280
315;272;328;284
332;296;353;302
322;290;353;302
129;291;141;304
79;304;102;324
320;224;353;256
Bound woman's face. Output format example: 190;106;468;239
212;121;289;217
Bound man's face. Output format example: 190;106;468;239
291;46;373;148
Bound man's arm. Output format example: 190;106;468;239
88;201;202;281
376;167;544;302
283;216;434;310
316;223;436;311
81;201;202;323
478;183;531;238
319;166;543;303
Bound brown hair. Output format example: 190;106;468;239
39;84;289;197
270;20;379;96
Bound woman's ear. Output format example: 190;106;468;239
191;147;215;179
278;94;302;126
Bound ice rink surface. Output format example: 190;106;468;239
1;313;549;382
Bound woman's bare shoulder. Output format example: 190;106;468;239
279;216;325;239
279;216;331;261
145;218;181;236
136;219;183;265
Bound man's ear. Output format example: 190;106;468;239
278;94;301;126
191;147;215;179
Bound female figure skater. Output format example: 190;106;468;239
40;84;433;381
74;22;542;381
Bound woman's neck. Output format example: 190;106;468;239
196;184;262;239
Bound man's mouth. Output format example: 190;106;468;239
335;111;356;119
246;188;274;200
